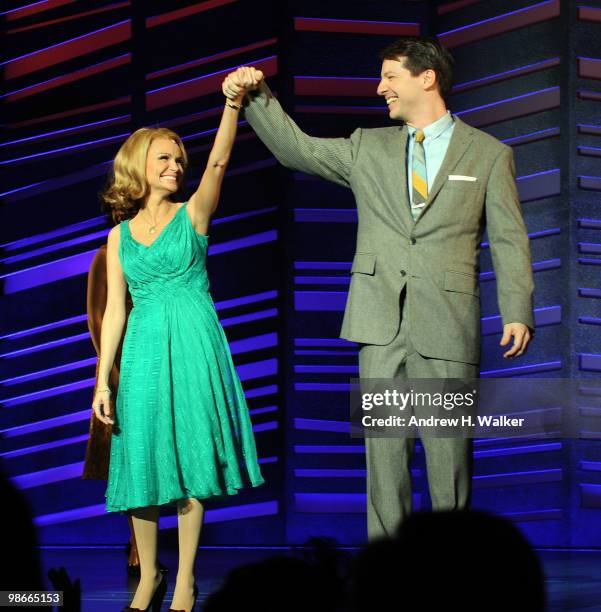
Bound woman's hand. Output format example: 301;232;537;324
222;66;264;101
92;388;114;425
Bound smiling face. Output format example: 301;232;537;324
377;57;431;122
145;137;184;196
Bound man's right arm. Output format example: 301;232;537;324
243;80;361;189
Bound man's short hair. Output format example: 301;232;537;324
379;36;455;100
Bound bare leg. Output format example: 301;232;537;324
169;498;204;610
129;506;161;609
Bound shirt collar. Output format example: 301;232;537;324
407;110;454;141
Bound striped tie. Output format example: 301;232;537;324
411;129;428;221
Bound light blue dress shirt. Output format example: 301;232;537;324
407;111;455;203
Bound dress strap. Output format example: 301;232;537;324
121;217;132;236
118;218;131;253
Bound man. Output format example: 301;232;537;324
223;36;534;540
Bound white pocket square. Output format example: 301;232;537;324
448;175;477;181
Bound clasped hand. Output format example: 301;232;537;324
222;66;264;100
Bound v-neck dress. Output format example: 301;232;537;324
104;202;264;512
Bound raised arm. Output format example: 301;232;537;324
186;88;247;235
223;67;361;189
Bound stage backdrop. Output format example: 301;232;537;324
1;0;600;547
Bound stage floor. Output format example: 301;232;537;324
36;546;601;611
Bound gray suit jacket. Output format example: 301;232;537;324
244;82;535;365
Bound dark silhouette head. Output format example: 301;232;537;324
352;510;545;611
203;536;353;612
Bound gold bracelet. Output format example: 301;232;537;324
226;100;242;110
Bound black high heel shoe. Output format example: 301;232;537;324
168;582;198;612
122;573;167;612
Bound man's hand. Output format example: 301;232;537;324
222;66;264;100
500;322;532;358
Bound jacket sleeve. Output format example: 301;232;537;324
243;81;362;188
484;145;535;332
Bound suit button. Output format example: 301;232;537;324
410;238;417;245
400;270;406;276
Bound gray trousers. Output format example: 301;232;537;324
358;287;479;541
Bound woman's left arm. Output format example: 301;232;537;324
186;91;247;235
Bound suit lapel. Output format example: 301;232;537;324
392;125;414;232
379;117;474;233
418;116;474;220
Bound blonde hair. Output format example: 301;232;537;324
101;127;188;221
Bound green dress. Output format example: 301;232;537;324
105;202;265;512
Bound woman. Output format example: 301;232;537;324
92;71;265;612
